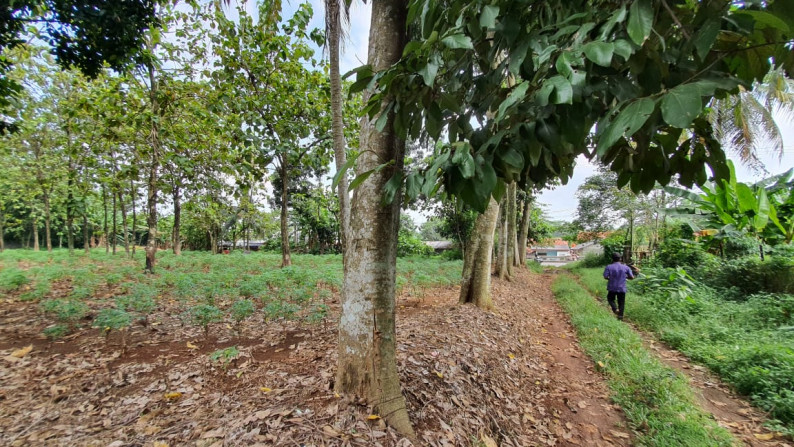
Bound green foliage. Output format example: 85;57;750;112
0;267;29;291
263;301;300;321
43;324;69;339
93;308;132;332
305;303;328;324
397;230;433;257
655;238;709;270
230;299;255;324
634;267;697;302
579;252;605;268
209;346;239;370
699;256;794;297
188;304;224;335
41;298;88;326
600;233;626;265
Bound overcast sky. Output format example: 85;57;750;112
269;0;794;223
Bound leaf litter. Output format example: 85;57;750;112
0;269;639;446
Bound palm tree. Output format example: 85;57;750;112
709;67;794;173
325;0;352;251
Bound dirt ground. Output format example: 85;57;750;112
0;268;789;446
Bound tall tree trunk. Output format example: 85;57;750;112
327;0;350;253
495;198;508;279
518;191;532;266
119;190;130;255
145;60;160;274
459;198;500;308
172;185;182;255
112;189;118;254
336;0;413;438
280;163;292;267
102;184;109;254
66;174;75;255
43;192;52;252
130;178;137;257
0;208;5;252
33;217;40;251
507;182;517;273
83;207;90;254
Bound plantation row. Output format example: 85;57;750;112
0;250;462;342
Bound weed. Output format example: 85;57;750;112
43;324;69;339
209;346;240;370
230;299;255;328
93;308;133;352
264;301;300;321
0;267;29;291
188;304;224;336
41;298;88;331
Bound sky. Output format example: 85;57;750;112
264;0;794;223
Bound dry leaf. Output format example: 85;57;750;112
153;442;169;447
367;415;381;420
508;353;515;360
11;345;33;358
433;370;444;378
480;433;498;447
610;430;630;439
164;392;182;401
597;361;605;368
186;342;198;350
753;433;775;441
322;425;340;437
577;401;588;408
260;387;272;393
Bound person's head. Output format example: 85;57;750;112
611;252;622;263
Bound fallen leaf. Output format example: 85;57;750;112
153;442;169;447
186;342;198;350
753;433;775;441
577;401;588;409
508;353;515;360
260;387;272;393
367;415;381;420
481;432;498;447
322;425;340;437
11;345;33;358
164;392;182;401
610;430;630;439
433;370;443;378
597;361;605;368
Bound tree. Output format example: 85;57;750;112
335;0;414;438
1;0;157;132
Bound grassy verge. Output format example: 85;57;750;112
551;273;735;446
570;265;794;434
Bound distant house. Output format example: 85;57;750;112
529;239;573;261
571;241;603;257
424;240;455;253
219;240;268;251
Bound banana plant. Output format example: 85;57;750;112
665;161;793;258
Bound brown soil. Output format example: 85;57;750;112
0;267;786;446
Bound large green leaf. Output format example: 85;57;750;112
480;5;499;29
548;75;572;104
495;81;529;121
627;0;653;45
734;183;757;213
596;98;655;155
754;188;771;231
441;34;474;50
660;84;704;128
582;41;614;67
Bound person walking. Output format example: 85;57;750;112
603;252;635;320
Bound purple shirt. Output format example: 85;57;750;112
603;262;634;292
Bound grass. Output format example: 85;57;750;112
1;249;463;339
551;273;735;447
570;264;794;435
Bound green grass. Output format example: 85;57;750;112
570;265;794;434
551;273;735;446
1;249;463;339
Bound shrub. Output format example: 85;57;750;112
263;301;300;321
230;299;255;326
209;346;239;370
397;232;433;257
440;248;463;260
188;304;224;336
655;238;709;269
702;256;794;297
579;252;605;268
0;268;29;291
600;233;626;264
41;299;88;329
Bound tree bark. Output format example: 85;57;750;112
32;217;40;251
507;182;517;272
336;0;413;438
112;188;118;254
66;174;75;255
279;162;292;267
102;184;109;254
119;190;130;255
43;192;52;252
0;208;5;252
145;59;160;274
172;185;182;255
517;191;532;266
130;178;137;257
327;0;351;254
83;208;90;254
495;197;508;279
459;198;500;308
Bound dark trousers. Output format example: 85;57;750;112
607;291;626;319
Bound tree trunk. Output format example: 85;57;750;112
33;218;40;251
112;188;117;255
43;192;52;252
130;178;137;257
102;185;109;253
495;197;508;279
336;0;413;438
280;163;292;267
328;0;350;254
518;191;532;266
507;182;517;273
66;177;75;255
0;208;5;252
172;185;182;255
83;208;90;254
145;60;160;274
459;198;500;308
119;190;130;255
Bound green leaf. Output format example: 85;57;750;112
627;0;653;45
382;172;403;205
661;84;704;128
693;18;721;61
735;183;757;213
555;52;574;78
480;5;499;29
419;57;440;87
441;34;473;50
349;168;375;191
374;103;394;132
495;81;529;121
332;152;360;189
548;75;572;105
754;188;770;231
597;98;655;155
582;41;614;67
459;152;475;179
612;39;633;60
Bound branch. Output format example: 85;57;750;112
660;0;690;40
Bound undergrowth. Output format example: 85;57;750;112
551;273;735;446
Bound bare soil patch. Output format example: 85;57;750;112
1;268;632;446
